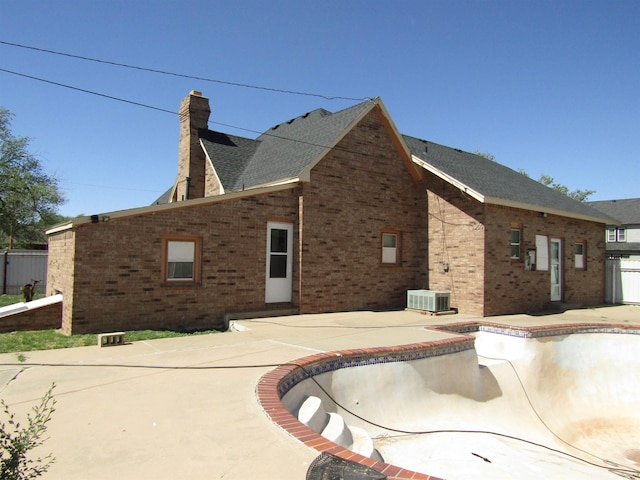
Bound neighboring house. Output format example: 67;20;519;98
589;198;640;304
46;91;613;334
588;198;640;260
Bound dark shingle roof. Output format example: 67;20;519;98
174;96;612;225
200;100;375;191
587;198;640;225
199;130;259;189
403;135;612;223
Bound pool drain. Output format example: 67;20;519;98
306;453;387;480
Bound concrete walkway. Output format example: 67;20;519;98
0;305;638;479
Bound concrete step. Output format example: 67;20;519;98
348;425;374;457
321;412;353;447
297;396;328;434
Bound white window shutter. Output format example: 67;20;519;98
536;235;549;271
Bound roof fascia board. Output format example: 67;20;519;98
374;100;423;182
45;222;74;235
298;100;377;182
411;155;485;202
484;196;617;225
46;183;298;233
232;177;300;191
412;155;612;224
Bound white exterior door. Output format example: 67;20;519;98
265;222;293;303
550;238;562;302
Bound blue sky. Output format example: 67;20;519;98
1;0;638;217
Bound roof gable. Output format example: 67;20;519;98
201;100;377;192
405;135;613;224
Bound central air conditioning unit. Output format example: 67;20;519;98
407;289;450;313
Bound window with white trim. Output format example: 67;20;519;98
510;228;521;260
607;227;626;242
382;232;398;264
617;228;626;242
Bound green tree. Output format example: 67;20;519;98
0;109;65;248
475;151;595;203
473;151;495;162
524;172;595;202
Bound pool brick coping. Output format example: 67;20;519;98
256;321;640;480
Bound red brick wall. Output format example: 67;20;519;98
424;173;605;316
484;205;606;315
0;302;62;333
50;189;299;334
425;177;486;315
299;108;429;314
47;230;76;334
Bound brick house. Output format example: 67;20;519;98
46;91;612;334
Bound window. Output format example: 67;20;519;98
575;241;585;269
617;228;626;242
607;227;626;242
510;228;521;259
162;236;201;283
382;232;398;264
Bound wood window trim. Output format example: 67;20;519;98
381;230;400;266
161;235;202;285
575;238;587;270
510;222;523;264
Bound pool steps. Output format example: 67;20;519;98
296;395;381;461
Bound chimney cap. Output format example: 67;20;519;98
190;90;203;97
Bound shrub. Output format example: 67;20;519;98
0;384;56;479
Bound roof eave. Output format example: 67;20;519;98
46;221;75;235
45;183;299;234
412;155;614;225
411;156;485;202
484;196;616;225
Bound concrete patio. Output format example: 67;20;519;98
0;305;638;479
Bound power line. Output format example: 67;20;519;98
1;66;378;160
0;65;386;200
0;68;177;116
0;39;367;102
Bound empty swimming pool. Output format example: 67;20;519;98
262;323;640;479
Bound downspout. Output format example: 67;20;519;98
186;176;191;200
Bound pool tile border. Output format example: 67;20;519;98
256;321;639;480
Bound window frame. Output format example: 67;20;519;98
381;231;400;265
161;235;202;285
574;239;586;270
608;227;627;242
510;223;522;261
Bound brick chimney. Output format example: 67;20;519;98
175;91;210;201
